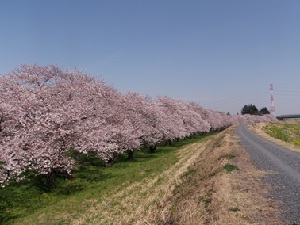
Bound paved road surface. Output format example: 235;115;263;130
237;124;300;224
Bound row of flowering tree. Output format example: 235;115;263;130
0;64;277;187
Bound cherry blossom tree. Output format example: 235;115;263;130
0;65;119;186
122;93;163;153
157;97;210;142
0;65;79;187
0;63;278;188
185;102;211;133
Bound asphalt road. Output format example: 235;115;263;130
237;124;300;224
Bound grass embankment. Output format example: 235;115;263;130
162;126;280;224
0;133;215;225
1;127;282;225
264;121;300;146
250;120;300;152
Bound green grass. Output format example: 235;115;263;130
0;133;216;225
224;154;236;159
229;207;240;212
264;121;300;146
223;164;239;172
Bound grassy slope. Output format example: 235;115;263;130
0;133;215;225
162;126;280;224
2;124;285;225
263;120;300;146
249;120;300;153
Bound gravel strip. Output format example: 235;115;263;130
237;124;300;224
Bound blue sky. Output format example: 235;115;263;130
1;0;300;115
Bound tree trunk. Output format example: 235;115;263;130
127;150;134;160
104;160;112;167
104;152;118;167
149;145;156;153
46;171;56;190
167;139;172;146
66;173;73;180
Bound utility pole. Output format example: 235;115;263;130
270;84;275;116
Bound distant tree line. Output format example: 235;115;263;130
241;104;270;115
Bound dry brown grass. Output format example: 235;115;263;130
70;140;210;225
64;127;282;224
163;127;281;225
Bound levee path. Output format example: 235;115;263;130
237;124;300;224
